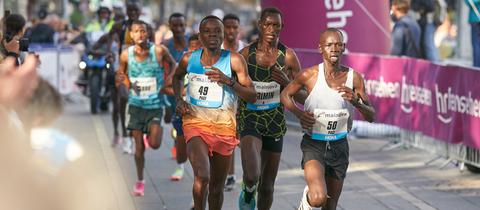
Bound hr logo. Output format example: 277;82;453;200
400;76;432;114
325;0;352;50
434;85;480;124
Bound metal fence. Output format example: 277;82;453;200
350;121;480;170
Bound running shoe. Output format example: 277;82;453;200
171;146;177;160
224;176;236;191
133;180;145;196
297;185;313;210
170;167;184;181
122;137;133;154
111;134;120;147
143;134;150;149
238;183;256;210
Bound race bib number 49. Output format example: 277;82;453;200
312;109;349;141
246;81;280;110
130;77;157;99
187;73;224;108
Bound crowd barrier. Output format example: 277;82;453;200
29;44;82;96
294;49;480;169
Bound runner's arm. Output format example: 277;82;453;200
352;72;375;122
337;71;375;122
115;49;129;88
285;48;308;104
173;53;190;115
157;45;177;95
229;52;256;103
281;67;316;130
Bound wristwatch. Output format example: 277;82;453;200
352;96;362;107
227;77;236;87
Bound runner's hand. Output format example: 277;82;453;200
205;66;231;85
271;65;290;86
116;73;126;84
337;86;360;106
106;52;115;63
176;99;190;116
298;111;315;130
164;108;172;123
132;81;142;95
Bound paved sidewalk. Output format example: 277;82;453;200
55;99;480;210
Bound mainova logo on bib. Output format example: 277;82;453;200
130;77;157;99
247;81;281;110
312;109;349;141
187;73;224;108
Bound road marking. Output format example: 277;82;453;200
92;115;136;210
362;168;437;210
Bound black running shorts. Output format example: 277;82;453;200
127;105;163;133
301;134;349;179
241;128;284;153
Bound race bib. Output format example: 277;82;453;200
246;81;281;110
130;77;157;99
187;73;224;108
311;109;349;141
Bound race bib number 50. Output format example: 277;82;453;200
312;109;349;141
130;77;157;99
187;73;224;108
246;81;280;110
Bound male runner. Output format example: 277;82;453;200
94;2;143;154
237;7;302;210
115;20;176;196
163;12;191;181
280;28;375;210
173;15;256;210
221;13;247;191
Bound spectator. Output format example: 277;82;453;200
410;0;446;61
69;2;85;30
84;6;115;47
0;55;39;144
465;0;480;68
0;55;39;109
27;9;55;44
390;0;423;58
246;19;259;43
0;14;28;64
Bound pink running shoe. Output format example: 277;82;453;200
143;134;151;149
133;180;145;196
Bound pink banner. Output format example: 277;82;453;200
261;0;391;54
304;52;480;149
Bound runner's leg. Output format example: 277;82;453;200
188;137;210;210
208;152;232;210
257;150;281;210
304;160;328;208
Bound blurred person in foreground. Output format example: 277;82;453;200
1;13;28;65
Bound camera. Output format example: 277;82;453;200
18;37;29;52
4;33;30;52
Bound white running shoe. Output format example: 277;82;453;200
122;137;133;154
298;186;313;210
